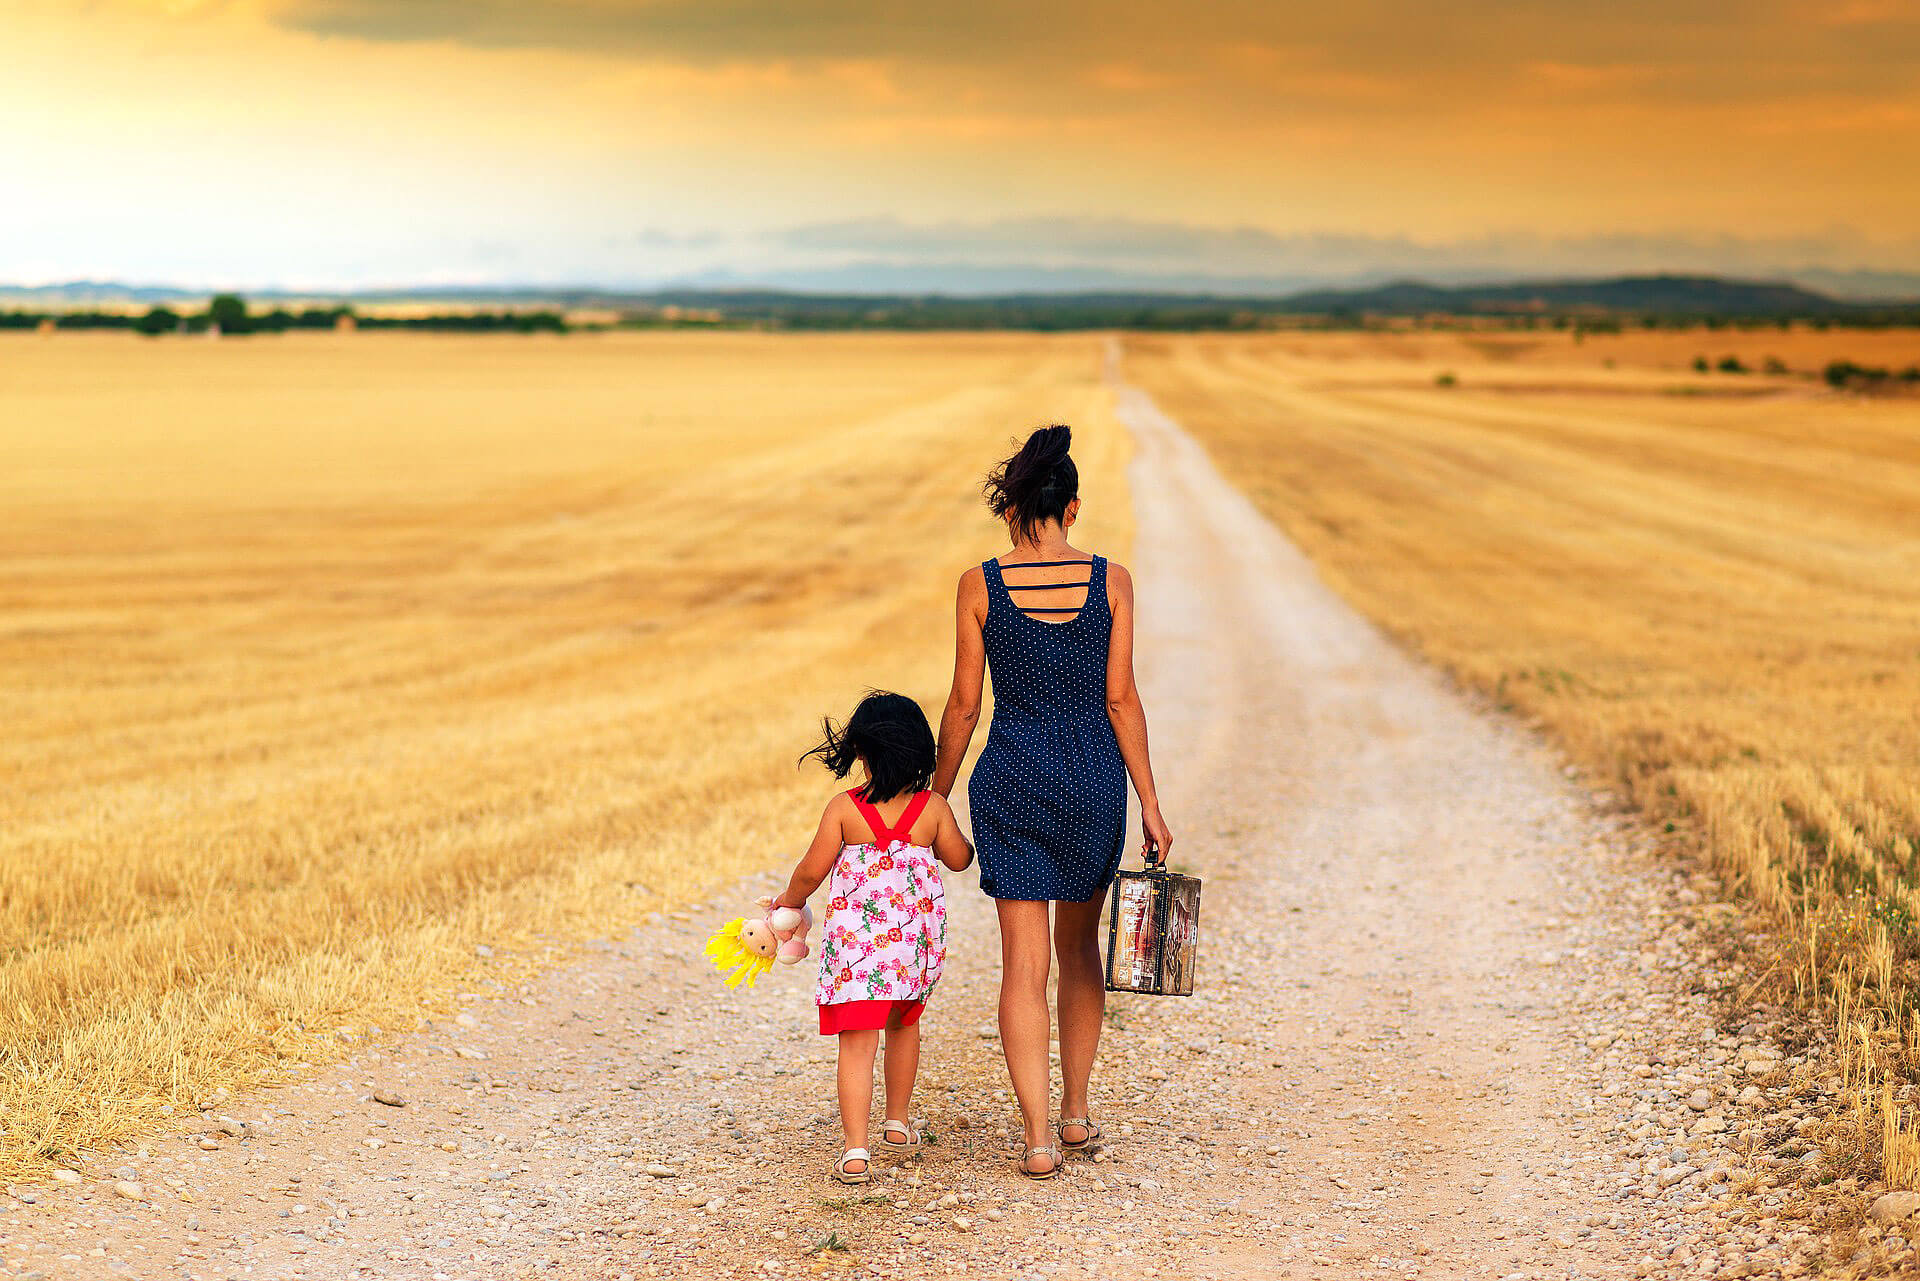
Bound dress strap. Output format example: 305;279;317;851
847;789;888;844
848;788;932;847
892;791;932;844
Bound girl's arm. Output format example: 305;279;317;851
931;567;988;797
774;795;848;909
928;795;974;872
1104;563;1174;863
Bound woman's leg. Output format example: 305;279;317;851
995;898;1056;1172
881;1015;920;1128
1054;894;1106;1145
836;1028;881;1173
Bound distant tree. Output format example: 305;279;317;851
1434;371;1458;388
1825;360;1891;390
135;305;179;336
1692;355;1710;373
1763;356;1789;376
1717;355;1747;374
206;293;250;334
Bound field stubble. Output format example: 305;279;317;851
1125;328;1920;1190
0;331;1130;1181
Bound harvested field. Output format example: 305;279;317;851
1123;328;1920;1184
0;331;1130;1181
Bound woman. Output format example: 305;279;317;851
931;424;1174;1180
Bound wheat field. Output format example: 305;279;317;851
1124;327;1920;1182
0;330;1131;1180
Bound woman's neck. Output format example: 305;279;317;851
1011;526;1074;560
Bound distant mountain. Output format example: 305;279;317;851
1782;267;1920;303
0;280;204;304
660;261;1337;297
1281;273;1851;316
6;272;1916;324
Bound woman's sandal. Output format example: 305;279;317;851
831;1149;871;1184
1017;1143;1064;1180
880;1120;924;1151
1057;1117;1105;1152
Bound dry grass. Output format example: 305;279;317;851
0;330;1130;1182
1124;327;1920;1184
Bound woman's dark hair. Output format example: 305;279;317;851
800;690;936;803
984;424;1077;543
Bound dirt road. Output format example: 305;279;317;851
1;369;1797;1280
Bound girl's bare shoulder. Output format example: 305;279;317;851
820;789;855;833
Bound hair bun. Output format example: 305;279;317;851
983;424;1079;542
1030;424;1071;464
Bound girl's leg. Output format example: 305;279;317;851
836;1028;881;1174
995;898;1056;1173
881;1015;921;1128
1053;894;1107;1146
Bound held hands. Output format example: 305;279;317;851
1141;803;1173;867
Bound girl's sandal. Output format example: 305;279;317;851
881;1120;924;1151
1017;1143;1064;1180
831;1149;871;1185
1057;1117;1104;1152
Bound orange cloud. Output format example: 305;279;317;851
1086;62;1177;93
1522;61;1657;92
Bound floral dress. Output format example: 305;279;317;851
815;789;948;1035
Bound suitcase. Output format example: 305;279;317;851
1103;864;1202;996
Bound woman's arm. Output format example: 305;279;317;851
774;795;848;908
1105;563;1174;863
931;567;988;797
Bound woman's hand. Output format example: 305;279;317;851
1141;803;1173;866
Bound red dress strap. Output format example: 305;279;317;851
894;790;932;843
847;788;932;847
847;789;889;844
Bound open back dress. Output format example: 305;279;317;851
967;555;1128;902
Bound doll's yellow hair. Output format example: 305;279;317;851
703;917;775;989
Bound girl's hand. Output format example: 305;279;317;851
1141;804;1173;866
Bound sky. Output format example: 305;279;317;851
4;0;1919;292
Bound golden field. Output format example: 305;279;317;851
0;330;1130;1180
1123;327;1920;1182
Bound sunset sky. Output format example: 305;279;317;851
4;0;1918;291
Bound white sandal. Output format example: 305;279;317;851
1018;1143;1064;1181
1057;1117;1104;1151
881;1120;923;1151
831;1148;871;1184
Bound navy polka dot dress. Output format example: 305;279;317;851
968;554;1127;903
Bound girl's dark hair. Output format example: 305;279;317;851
800;690;936;803
984;424;1077;543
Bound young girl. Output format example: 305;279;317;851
773;691;974;1183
